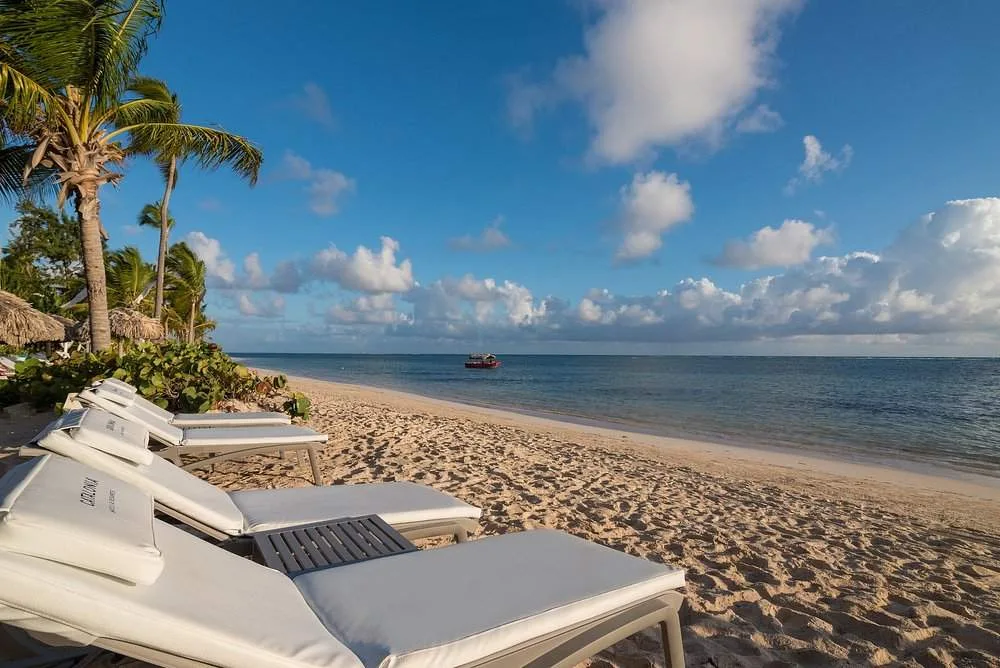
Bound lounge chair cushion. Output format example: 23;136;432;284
36;422;246;536
179;425;328;447
37;408;153;466
0;519;363;668
170;411;292;427
294;529;685;667
0;456;163;585
230;481;482;533
79;389;185;445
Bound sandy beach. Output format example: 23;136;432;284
200;375;1000;667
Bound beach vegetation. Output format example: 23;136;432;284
283;391;311;420
1;341;289;414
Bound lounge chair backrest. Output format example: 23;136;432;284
36;412;246;536
36;408;153;465
78;389;184;445
98;377;137;393
93;380;175;423
0;461;361;668
0;456;163;584
90;380;135;405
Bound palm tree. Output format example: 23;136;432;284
106;246;155;312
136;200;175;315
136;194;176;320
165;241;206;343
132;81;177;321
0;0;262;350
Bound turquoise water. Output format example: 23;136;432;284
234;354;1000;479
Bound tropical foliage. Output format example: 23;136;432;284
0;200;84;312
1;200;214;343
2;341;290;413
164;241;211;342
105;246;155;312
0;0;262;350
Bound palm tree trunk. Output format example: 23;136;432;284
75;179;112;351
188;299;196;344
154;157;176;320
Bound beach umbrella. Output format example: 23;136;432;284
108;307;164;341
0;291;67;346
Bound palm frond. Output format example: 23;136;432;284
136;200;173;229
125;75;176;108
86;0;165;104
106;244;155;310
108;96;175;128
0;141;56;203
115;122;262;184
0;0;95;91
0;63;57;132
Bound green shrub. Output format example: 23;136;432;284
1;341;294;414
283;391;311;420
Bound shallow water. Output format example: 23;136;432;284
235;354;1000;479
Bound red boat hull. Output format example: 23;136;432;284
465;361;501;368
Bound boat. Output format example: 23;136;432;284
465;353;501;369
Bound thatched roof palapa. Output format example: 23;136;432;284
49;314;81;343
108;307;164;341
0;291;66;346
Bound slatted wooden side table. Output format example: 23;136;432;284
251;515;418;576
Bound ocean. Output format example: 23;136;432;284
233;354;1000;480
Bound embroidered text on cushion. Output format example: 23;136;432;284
0;455;163;585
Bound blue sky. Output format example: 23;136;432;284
7;1;1000;354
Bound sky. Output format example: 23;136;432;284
7;0;1000;355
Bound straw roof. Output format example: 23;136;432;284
0;291;67;346
108;307;164;341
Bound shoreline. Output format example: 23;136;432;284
262;369;1000;509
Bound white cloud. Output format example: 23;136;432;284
186;234;411;296
448;216;512;252
509;0;799;162
242;253;270;289
735;104;784;134
288;82;336;129
186;231;235;284
327;293;409;325
405;275;546;334
785;135;853;194
121;224;141;236
238;293;286;318
716;219;834;269
616;171;694;261
381;198;1000;345
279;151;355;216
202;199;1000;352
310;237;415;293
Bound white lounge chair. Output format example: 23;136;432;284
28;407;480;543
70;388;329;483
0;455;687;668
92;377;292;427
